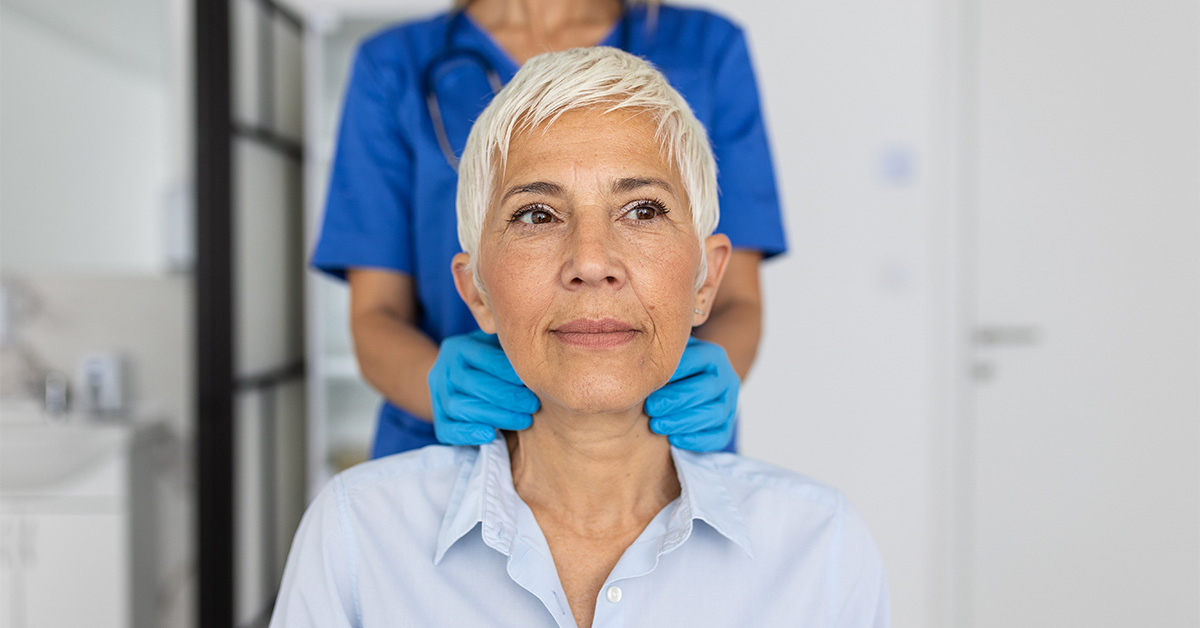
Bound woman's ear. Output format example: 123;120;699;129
692;234;732;326
451;252;497;333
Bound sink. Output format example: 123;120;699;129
0;405;130;493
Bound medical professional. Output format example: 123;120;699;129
312;0;787;458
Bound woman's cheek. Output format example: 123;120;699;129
640;238;702;292
485;250;556;330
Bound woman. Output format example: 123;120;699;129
312;0;787;457
275;48;885;628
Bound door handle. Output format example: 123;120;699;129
971;326;1041;383
973;326;1039;347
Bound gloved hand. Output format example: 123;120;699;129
429;330;540;445
645;337;740;452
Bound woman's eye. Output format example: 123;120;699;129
512;206;556;224
622;201;669;221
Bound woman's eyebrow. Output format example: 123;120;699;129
502;181;564;201
612;177;675;195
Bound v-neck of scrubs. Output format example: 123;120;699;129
458;9;627;73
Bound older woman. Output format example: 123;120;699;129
270;47;887;628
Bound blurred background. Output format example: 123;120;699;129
0;0;1195;627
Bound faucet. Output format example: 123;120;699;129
43;371;69;418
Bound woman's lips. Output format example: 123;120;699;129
551;318;639;349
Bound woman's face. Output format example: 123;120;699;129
454;107;729;416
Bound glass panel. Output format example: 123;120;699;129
231;0;262;128
232;140;304;378
273;19;304;142
234;390;267;627
273;380;308;576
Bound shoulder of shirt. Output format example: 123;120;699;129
677;449;845;511
330;443;477;496
354;11;453;63
655;4;747;37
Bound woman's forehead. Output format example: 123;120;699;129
500;109;679;188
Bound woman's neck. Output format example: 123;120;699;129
507;403;679;628
508;403;679;531
466;0;623;65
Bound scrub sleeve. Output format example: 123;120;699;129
313;6;787;459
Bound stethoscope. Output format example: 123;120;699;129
422;3;635;169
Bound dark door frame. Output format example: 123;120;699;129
194;0;304;625
194;0;235;623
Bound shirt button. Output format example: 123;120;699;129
605;585;623;603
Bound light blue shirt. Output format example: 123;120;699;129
270;437;889;627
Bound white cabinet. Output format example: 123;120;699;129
0;515;18;628
0;421;135;628
1;511;128;628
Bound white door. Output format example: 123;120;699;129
963;0;1199;626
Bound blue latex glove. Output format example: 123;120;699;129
645;337;740;452
429;330;540;445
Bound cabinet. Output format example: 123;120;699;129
0;421;135;628
1;511;128;628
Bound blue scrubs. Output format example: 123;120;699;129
313;5;788;458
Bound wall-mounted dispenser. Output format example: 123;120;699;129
76;353;125;417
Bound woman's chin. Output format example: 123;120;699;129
542;397;643;418
534;379;656;420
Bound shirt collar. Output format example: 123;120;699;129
433;436;754;565
433;437;516;564
668;448;755;558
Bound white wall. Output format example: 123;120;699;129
696;2;948;626
0;7;173;274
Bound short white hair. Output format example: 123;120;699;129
456;47;719;273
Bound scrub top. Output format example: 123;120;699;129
313;5;788;459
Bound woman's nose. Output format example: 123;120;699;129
560;216;626;289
